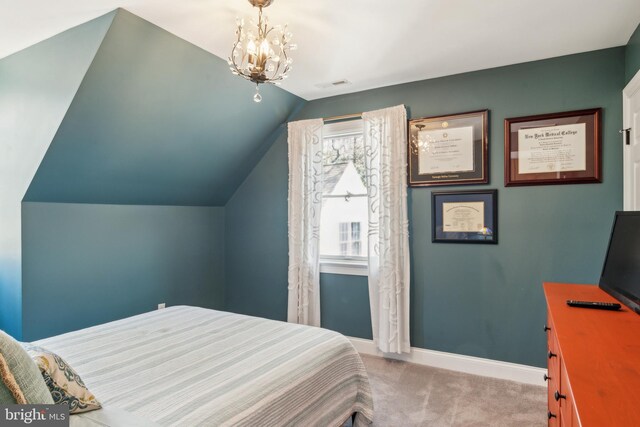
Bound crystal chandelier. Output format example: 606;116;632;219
228;0;296;103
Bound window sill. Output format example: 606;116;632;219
320;259;368;277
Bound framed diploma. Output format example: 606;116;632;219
432;190;497;244
409;110;489;187
504;108;601;186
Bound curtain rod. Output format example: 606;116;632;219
323;113;362;123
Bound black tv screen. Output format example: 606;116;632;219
599;211;640;314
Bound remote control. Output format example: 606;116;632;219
566;300;621;311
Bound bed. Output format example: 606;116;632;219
33;306;374;427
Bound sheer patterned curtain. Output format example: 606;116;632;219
363;105;411;354
287;118;324;327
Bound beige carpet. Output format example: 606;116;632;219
346;355;546;427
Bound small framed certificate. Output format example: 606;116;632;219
409;110;489;187
504;108;601;186
432;190;497;244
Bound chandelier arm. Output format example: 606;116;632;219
273;58;290;81
271;37;287;79
268;63;280;81
269;49;286;81
277;37;291;78
269;60;288;82
229;23;244;71
267;41;282;80
281;33;290;56
262;26;283;81
229;41;244;76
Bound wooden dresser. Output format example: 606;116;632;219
543;282;640;426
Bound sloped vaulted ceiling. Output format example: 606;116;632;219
24;8;305;206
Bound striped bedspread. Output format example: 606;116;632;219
34;306;373;427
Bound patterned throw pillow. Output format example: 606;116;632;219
0;330;53;405
25;346;101;414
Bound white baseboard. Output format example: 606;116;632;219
348;337;546;387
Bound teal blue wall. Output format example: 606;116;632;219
25;9;304;206
320;274;373;339
627;23;640;84
225;137;290;320
5;8;301;340
22;202;225;340
0;12;115;339
226;47;625;367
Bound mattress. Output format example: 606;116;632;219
34;306;373;427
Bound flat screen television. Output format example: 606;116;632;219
599;211;640;315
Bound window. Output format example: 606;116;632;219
351;222;361;255
339;222;349;255
319;120;368;276
338;221;361;256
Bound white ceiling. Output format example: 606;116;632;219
1;0;639;100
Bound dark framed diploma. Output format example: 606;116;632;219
432;190;497;244
408;110;489;187
504;108;602;186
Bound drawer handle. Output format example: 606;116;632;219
544;374;550;381
554;390;566;401
544;324;551;332
548;411;557;419
548;351;557;359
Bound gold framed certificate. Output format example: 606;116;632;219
432;190;497;244
409;110;489;187
504;108;601;186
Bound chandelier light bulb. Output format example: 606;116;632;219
260;39;270;54
247;39;257;55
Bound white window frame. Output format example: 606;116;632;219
320;119;368;277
